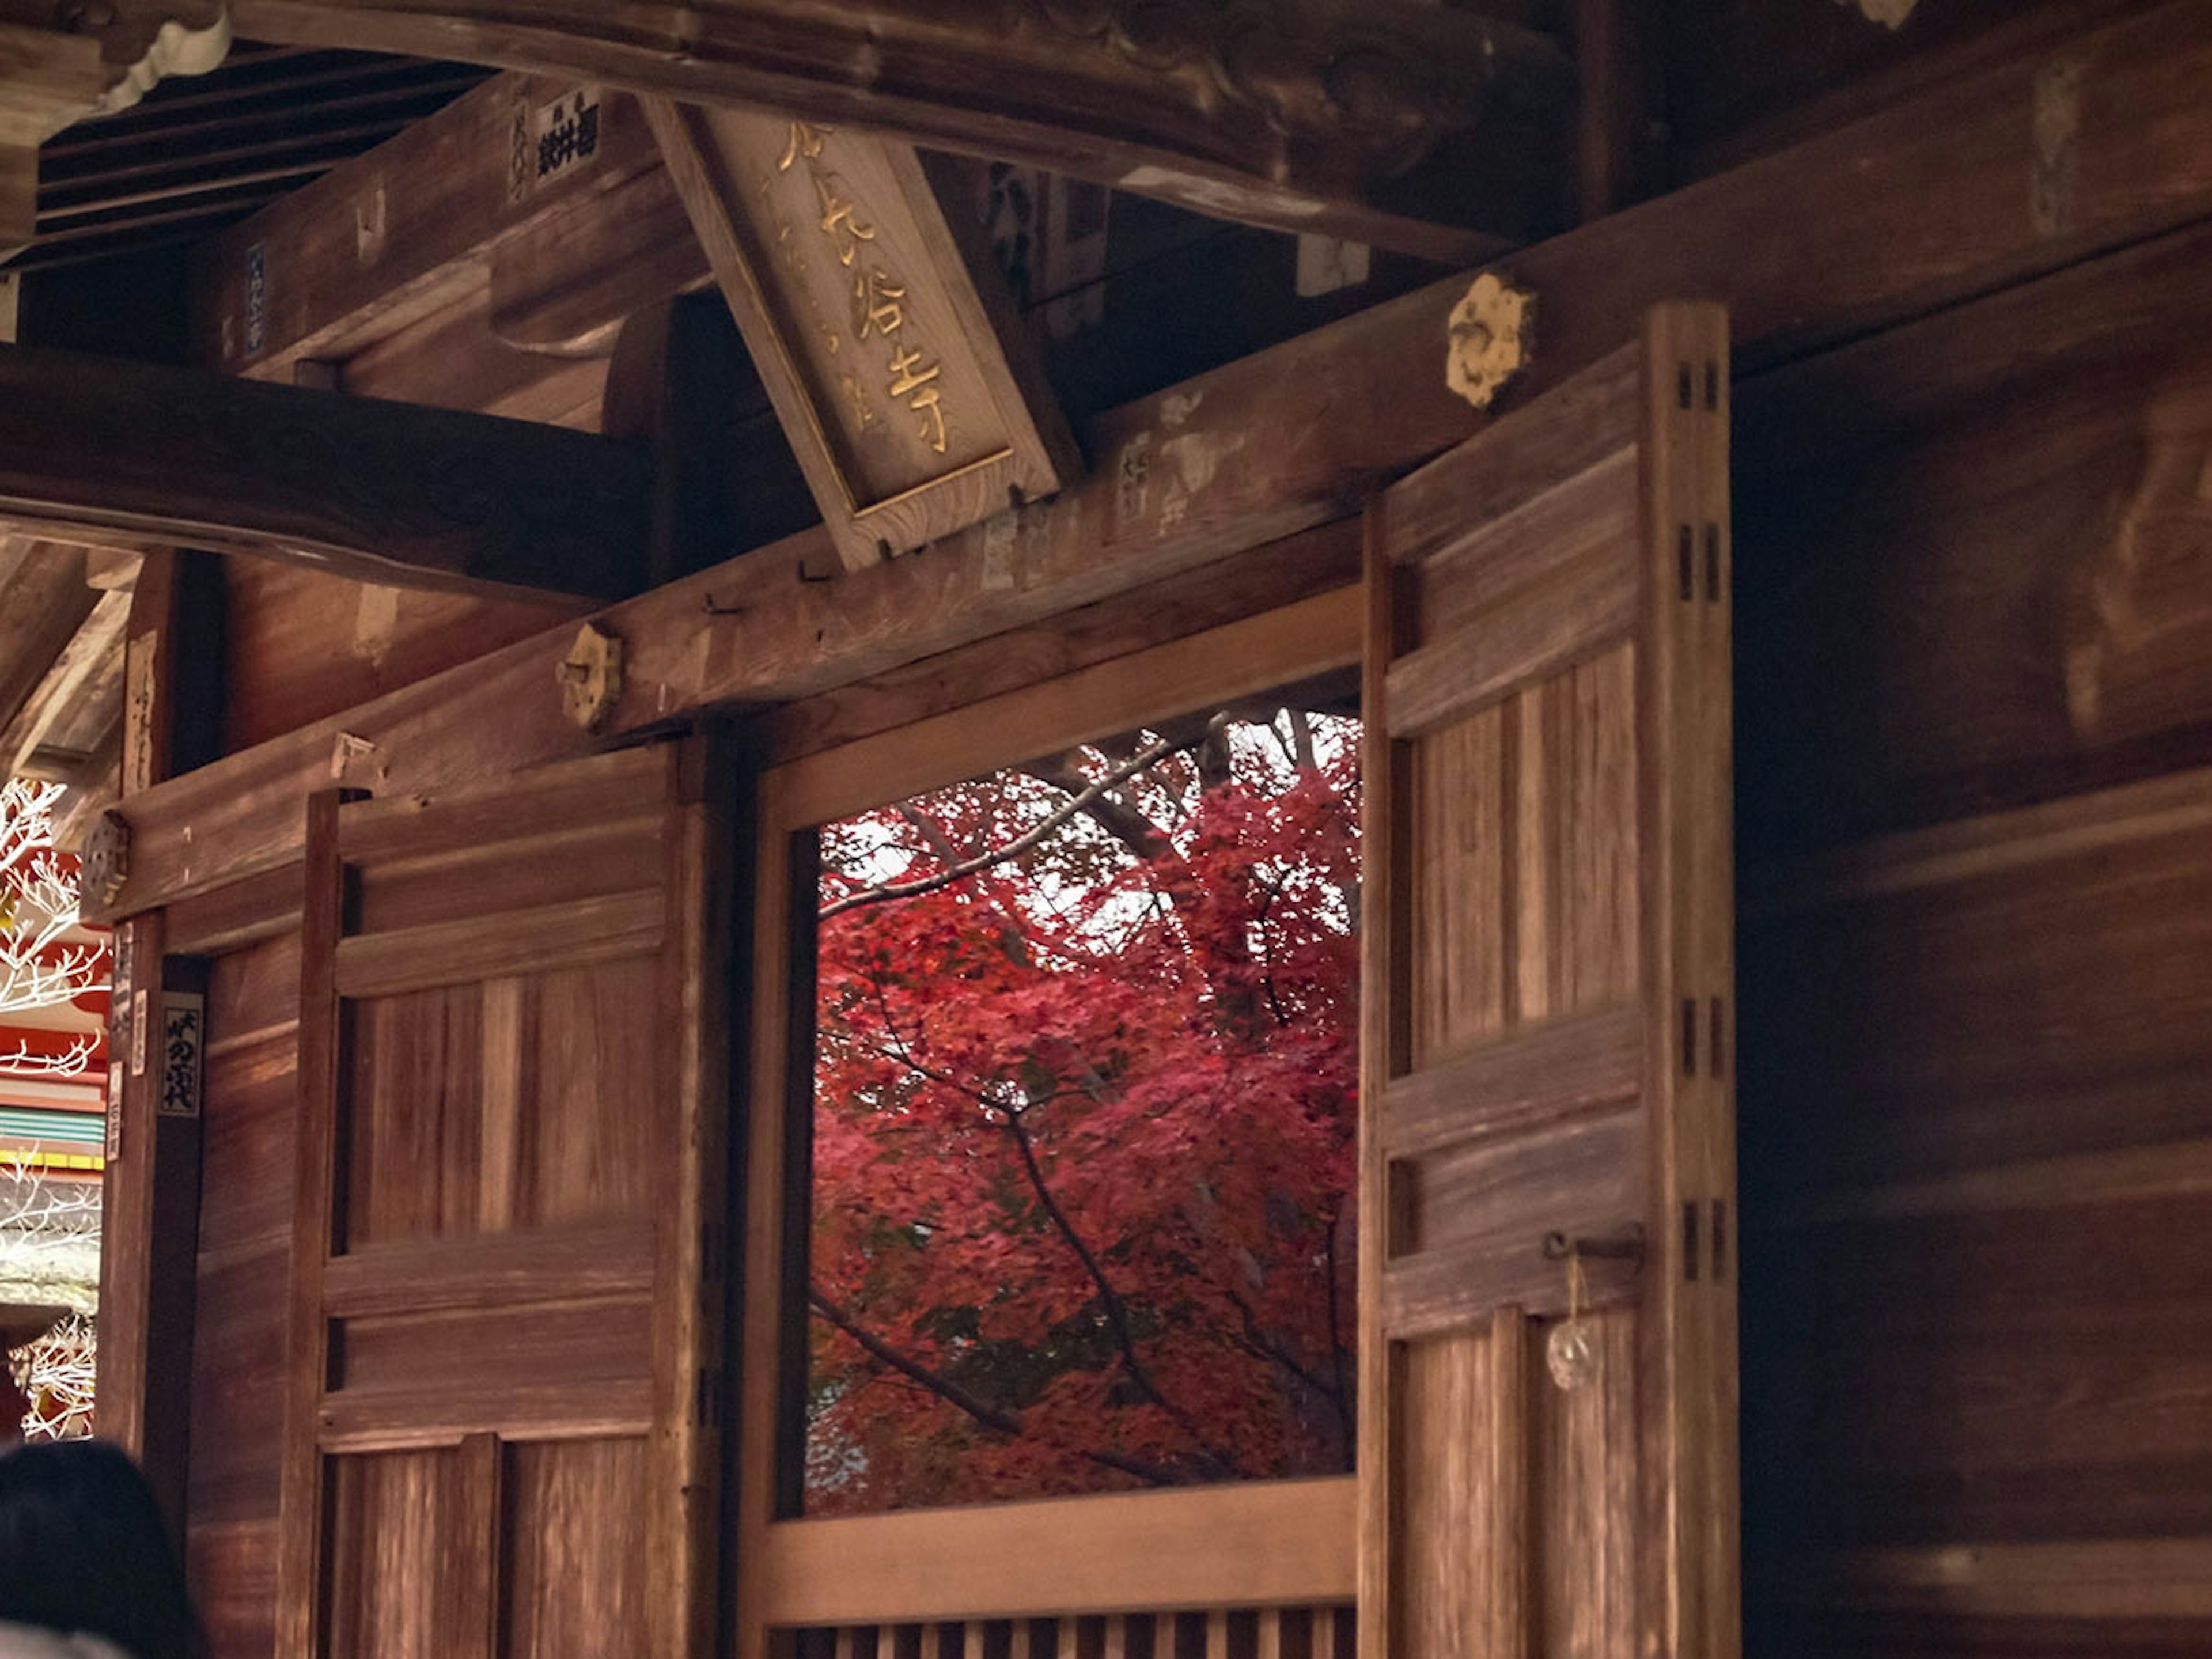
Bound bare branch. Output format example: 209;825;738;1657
822;727;1203;919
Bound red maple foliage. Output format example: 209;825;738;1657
806;706;1361;1513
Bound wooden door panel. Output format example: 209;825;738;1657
1361;304;1738;1659
324;1445;486;1659
503;1438;652;1659
277;740;732;1659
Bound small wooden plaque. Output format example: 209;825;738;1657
649;100;1078;570
158;992;206;1120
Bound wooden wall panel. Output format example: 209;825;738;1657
346;986;488;1248
342;959;669;1248
1745;825;2212;1191
523;961;668;1229
1534;1308;1638;1659
271;743;727;1659
1734;237;2212;1654
221;560;575;755
340;1298;655;1397
1736;320;2212;861
1395;1331;1501;1658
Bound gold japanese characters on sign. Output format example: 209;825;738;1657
777;120;952;457
647;99;1078;571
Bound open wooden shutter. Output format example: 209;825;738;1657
1359;303;1737;1659
275;741;733;1659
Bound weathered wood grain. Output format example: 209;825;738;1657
226;0;1573;260
754;1481;1355;1628
1382;1004;1643;1159
332;889;663;997
321;1220;658;1316
103;0;2212;923
0;344;654;601
646;99;1077;570
1362;305;1736;1658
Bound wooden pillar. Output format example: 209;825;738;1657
93;548;221;1542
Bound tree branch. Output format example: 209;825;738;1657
821;729;1198;919
997;1103;1247;1480
808;1285;1183;1487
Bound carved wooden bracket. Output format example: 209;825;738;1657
0;3;229;256
1445;271;1535;412
559;621;623;730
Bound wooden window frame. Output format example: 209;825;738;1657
734;586;1363;1645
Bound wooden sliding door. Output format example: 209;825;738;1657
1360;303;1739;1658
275;741;733;1659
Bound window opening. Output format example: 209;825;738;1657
799;680;1361;1514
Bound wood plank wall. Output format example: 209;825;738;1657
221;562;578;753
1734;257;2212;1654
169;18;2212;1648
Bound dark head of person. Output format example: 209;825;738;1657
0;1440;200;1659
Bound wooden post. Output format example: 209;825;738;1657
91;548;221;1543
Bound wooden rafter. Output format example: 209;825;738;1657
0;541;99;748
0;2;230;257
0;344;653;601
225;0;1575;262
0;586;131;783
190;70;696;382
0;540;137;842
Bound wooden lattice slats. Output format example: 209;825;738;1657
778;1608;1355;1659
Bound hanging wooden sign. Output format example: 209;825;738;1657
646;99;1078;571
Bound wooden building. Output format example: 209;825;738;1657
1;0;2208;1654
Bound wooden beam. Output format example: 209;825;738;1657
0;344;653;601
0;542;97;738
226;0;1574;263
0;585;130;780
90;0;2212;921
190;71;680;380
1794;1539;2212;1621
755;1479;1355;1626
